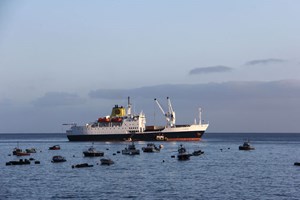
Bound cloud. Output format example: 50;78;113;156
0;98;13;107
2;80;300;133
87;80;300;133
89;79;300;101
189;65;233;75
245;58;286;66
32;92;86;107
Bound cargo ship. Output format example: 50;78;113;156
65;97;209;142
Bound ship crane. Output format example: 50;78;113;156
154;97;176;127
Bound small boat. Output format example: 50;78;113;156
26;148;37;153
12;147;22;155
100;158;114;165
6;159;31;166
294;162;300;166
49;145;61;150
239;140;255;150
122;142;140;155
124;138;132;142
12;143;30;156
51;155;67;163
142;143;161;153
15;151;30;156
177;144;191;161
83;146;104;157
192;149;204;156
72;163;93;168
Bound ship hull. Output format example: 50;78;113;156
67;130;205;142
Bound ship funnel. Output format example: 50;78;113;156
111;105;126;117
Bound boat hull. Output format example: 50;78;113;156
83;152;104;157
239;146;255;150
177;154;191;160
67;130;205;142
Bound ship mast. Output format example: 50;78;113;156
199;107;202;125
127;96;132;117
154;97;176;127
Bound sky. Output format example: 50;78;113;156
0;0;300;133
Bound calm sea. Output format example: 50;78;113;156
1;133;300;200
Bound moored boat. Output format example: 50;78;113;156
12;148;22;155
26;148;37;153
177;144;191;160
192;149;204;156
122;142;140;155
294;162;300;166
49;145;60;150
15;151;30;156
100;158;114;165
65;97;209;142
6;159;31;166
72;163;93;168
51;155;67;163
13;145;31;156
142;143;161;153
239;140;255;150
83;146;104;157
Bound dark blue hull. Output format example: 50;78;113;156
67;131;205;142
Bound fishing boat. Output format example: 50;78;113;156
65;97;209;141
26;148;37;153
51;155;67;163
294;162;300;166
192;149;204;156
6;159;31;166
15;151;30;156
83;146;104;157
122;142;140;155
239;140;255;150
72;163;93;168
12;147;22;155
142;143;161;153
12;145;31;156
177;144;191;160
49;145;60;150
100;158;114;165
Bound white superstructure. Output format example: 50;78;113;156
67;97;146;136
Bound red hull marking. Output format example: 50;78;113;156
167;138;201;141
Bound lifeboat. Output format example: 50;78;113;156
98;117;110;123
111;117;122;122
97;118;103;122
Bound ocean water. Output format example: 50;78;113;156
1;133;300;200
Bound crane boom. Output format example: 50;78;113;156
154;98;167;117
167;97;174;114
154;97;176;127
